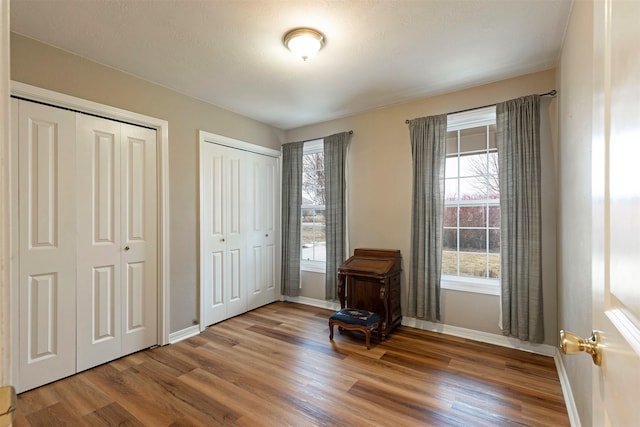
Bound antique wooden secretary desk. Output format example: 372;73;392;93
337;248;402;338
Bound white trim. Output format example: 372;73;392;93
9;81;171;348
441;276;501;296
199;130;280;158
0;0;11;387
554;349;582;427
401;316;557;356
283;295;341;311
169;325;201;344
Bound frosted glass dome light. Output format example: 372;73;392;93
284;28;325;61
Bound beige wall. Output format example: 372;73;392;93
557;1;594;426
10;33;564;349
289;69;559;345
10;34;284;333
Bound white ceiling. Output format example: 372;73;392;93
10;0;573;130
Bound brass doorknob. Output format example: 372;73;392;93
559;330;602;366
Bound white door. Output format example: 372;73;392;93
14;100;77;392
200;143;248;326
76;115;157;371
120;123;158;356
247;154;279;311
592;0;640;425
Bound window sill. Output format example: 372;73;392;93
441;276;500;296
301;262;326;274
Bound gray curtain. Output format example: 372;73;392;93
324;132;352;301
281;141;304;297
408;114;447;322
497;95;544;343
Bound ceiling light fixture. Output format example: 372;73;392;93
284;28;325;61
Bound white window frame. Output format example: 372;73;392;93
442;106;500;296
301;139;326;273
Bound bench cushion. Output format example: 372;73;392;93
329;308;382;327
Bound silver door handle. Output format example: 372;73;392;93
124;246;130;251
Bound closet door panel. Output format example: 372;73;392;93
224;152;247;318
201;144;228;325
76;115;122;372
263;157;279;297
121;124;157;355
247;155;279;310
247;159;265;309
17;101;77;392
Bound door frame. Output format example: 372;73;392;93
198;130;280;331
9;82;171;376
1;0;10;387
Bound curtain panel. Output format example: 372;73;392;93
324;131;352;301
497;94;544;343
281;141;304;297
407;114;447;322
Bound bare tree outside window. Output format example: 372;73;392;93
465;152;500;197
302;150;326;263
302;152;325;205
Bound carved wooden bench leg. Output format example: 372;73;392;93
328;309;382;350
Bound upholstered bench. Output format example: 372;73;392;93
329;308;383;350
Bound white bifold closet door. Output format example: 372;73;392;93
13;99;158;391
76;114;158;372
15;100;77;392
200;141;279;328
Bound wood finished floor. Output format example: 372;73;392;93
14;302;569;426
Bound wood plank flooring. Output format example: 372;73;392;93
14;302;570;426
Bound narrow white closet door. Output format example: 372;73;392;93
201;143;249;326
224;146;249;319
76;114;123;371
15;100;77;392
261;155;279;306
201;142;227;326
247;154;279;310
120;123;157;356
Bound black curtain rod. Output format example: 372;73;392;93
404;90;557;124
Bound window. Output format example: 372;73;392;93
442;107;500;295
301;139;325;272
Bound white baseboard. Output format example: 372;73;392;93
168;324;201;344
283;295;341;311
401;316;557;356
554;349;582;427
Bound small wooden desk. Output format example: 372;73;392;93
337;248;402;338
